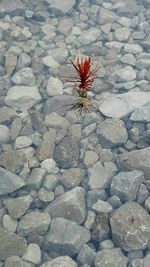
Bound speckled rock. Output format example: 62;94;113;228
11;68;35;86
59;168;85;189
54;134;79;169
0;226;27;260
44;217;91;256
110;202;150;251
3;195;33;219
117;147;150;179
4;256;35;267
0;167;25;196
40;256;77;267
95;248;128;267
110;171;144;202
97;119;128;148
0;150;25;173
92;213;110;242
45;187;86;224
17;211;51;237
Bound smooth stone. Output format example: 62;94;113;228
41;159;59;174
45;187;86;224
110;202;150;251
99;92;150;118
27;168;46;190
0;226;27;260
130;102;150;122
0;150;25;173
124;43;143;54
44;217;91;256
46;77;63;96
0;0;25;15
5;86;41;111
45;0;76;14
0;167;25;196
99;7;118;24
14;136;32;149
76;244;96;266
42;55;60;68
22;243;41;264
136;53;150;69
3;215;17;232
44;112;70;129
92;199;113;213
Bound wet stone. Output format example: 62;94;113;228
3;195;33;219
17;211;51;237
54;134;79;169
95;248;128;267
110;202;150;251
0;167;25;196
0;226;27;260
110;170;144;203
97;118;128;148
44;217;91;257
45;187;86;224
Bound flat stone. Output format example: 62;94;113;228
42;55;60;68
92;199;113;213
88;161;117;189
17;211;51;237
22;243;41;264
54;134;79;169
40;256;77;267
5;86;41;111
130;102;150;122
45;187;86;224
0;167;25;196
0;226;27;260
95;248;128;267
110;202;150;251
3;195;33;219
97;118;128;148
99;92;150;118
14;136;32;149
110;171;144;202
44;112;70;129
116;147;150;179
44;217;91;256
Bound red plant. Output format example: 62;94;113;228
67;56;99;94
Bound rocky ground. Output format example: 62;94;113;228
0;0;150;266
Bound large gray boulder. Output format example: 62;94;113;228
110;202;150;251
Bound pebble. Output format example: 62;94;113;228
14;136;32;149
46;77;63;96
3;214;17;232
0;125;10;144
22;243;41;264
114;27;131;41
41;159;59;174
95;248;128;267
92;199;113;213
